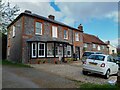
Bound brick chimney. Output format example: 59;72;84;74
105;41;110;45
48;15;55;20
24;10;32;14
78;24;83;32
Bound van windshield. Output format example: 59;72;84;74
88;55;105;61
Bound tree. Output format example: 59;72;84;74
0;0;20;34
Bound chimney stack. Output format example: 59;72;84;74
24;10;32;14
78;24;83;32
48;15;55;20
105;41;110;45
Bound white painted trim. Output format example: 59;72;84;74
38;43;45;57
31;43;37;58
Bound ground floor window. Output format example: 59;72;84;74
32;43;37;58
31;42;45;58
38;43;45;57
31;42;72;58
47;43;54;57
64;45;71;57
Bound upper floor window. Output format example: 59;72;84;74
93;44;96;48
75;32;79;41
84;43;87;47
64;30;68;39
12;26;15;37
35;22;42;35
98;45;101;50
102;45;105;49
52;26;58;38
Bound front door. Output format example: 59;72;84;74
75;47;80;60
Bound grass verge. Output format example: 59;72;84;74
79;82;120;89
0;60;32;68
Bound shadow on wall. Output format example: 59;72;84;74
1;33;7;60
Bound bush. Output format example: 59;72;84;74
66;58;74;63
80;83;119;89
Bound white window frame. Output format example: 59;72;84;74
52;26;58;38
75;32;79;41
35;22;42;35
67;45;71;57
64;30;68;39
84;43;87;47
32;43;37;58
98;45;101;50
47;43;54;57
12;26;15;37
38;43;45;57
93;44;96;48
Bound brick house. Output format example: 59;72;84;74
82;33;108;54
7;10;84;63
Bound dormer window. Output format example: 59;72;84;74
35;22;42;35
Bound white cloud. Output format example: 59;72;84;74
106;11;118;22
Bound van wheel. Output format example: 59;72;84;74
104;70;110;79
82;70;88;75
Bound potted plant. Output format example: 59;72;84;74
38;60;41;64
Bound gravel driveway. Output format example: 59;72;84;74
31;61;117;84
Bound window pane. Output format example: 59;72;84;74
52;26;57;38
32;43;37;57
38;43;45;57
35;22;42;35
64;30;67;39
47;43;54;57
75;33;79;41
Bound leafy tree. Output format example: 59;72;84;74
0;0;20;34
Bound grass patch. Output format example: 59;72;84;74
1;60;32;68
79;83;120;89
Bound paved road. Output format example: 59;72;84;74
2;66;77;88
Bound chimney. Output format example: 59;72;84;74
24;10;32;14
105;41;110;45
48;15;55;20
78;24;83;32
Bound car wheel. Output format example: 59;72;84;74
104;70;110;79
82;70;88;75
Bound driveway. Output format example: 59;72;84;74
30;61;117;84
2;66;77;88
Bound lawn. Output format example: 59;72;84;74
0;60;32;68
79;83;120;90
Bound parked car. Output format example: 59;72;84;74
82;51;103;63
82;54;119;79
114;56;120;69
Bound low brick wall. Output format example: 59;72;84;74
29;58;60;64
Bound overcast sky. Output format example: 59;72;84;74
6;0;119;47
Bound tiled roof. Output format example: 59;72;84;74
83;33;107;45
7;11;83;32
27;35;69;44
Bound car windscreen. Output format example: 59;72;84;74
88;55;105;61
83;52;94;57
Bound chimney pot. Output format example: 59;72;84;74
48;15;55;20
